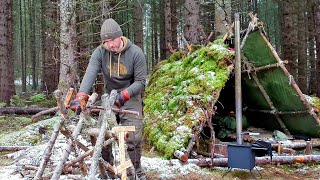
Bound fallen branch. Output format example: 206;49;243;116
0;107;57;115
34;89;72;180
88;91;117;179
31;105;139;123
32;107;59;122
0;146;30;152
51;93;98;179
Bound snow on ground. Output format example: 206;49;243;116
0;135;209;180
141;156;206;179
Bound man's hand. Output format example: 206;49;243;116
70;92;89;115
115;89;130;108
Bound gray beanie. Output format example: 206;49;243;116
100;18;123;42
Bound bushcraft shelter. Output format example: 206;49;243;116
143;24;320;159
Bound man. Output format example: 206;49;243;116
74;18;147;179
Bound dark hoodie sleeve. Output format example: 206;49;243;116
126;48;147;96
79;46;103;93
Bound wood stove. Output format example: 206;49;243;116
227;143;255;170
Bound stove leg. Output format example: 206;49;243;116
222;167;232;178
254;166;262;178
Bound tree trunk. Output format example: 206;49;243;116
184;0;201;45
100;0;109;23
164;0;172;57
297;1;308;93
280;0;298;77
132;0;143;49
30;0;37;91
315;1;320;96
308;0;316;94
200;1;215;40
21;0;26;92
0;0;15;103
159;0;166;60
214;0;231;37
58;0;78;94
171;0;178;50
42;0;60;94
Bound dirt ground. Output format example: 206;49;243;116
144;164;320;180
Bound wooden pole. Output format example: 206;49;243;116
259;30;320;125
51;114;85;180
241;61;289;74
88;91;117;179
51;92;98;180
251;74;290;135
34;89;72;180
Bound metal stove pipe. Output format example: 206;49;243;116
234;13;243;145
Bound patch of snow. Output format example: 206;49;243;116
141;156;207;179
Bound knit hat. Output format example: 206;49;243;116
100;18;123;42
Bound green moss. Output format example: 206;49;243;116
0;102;6;107
15;117;32;124
29;94;46;103
144;41;234;159
167;51;187;63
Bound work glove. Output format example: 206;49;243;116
70;92;89;115
115;89;130;108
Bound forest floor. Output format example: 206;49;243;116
0;115;319;180
142;141;320;180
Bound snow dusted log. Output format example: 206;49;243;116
51;101;85;179
64;149;93;170
193;155;320;167
34;89;72;180
271;141;320;149
88;91;117;180
51;93;98;180
64;137;116;174
0;146;30;152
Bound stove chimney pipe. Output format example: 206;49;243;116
234;13;243;145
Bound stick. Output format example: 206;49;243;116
51;92;98;179
34;89;72;180
51;110;85;180
0;146;30;152
32;107;59;122
88;91;117;179
89;106;139;116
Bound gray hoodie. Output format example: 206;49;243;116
79;37;147;116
